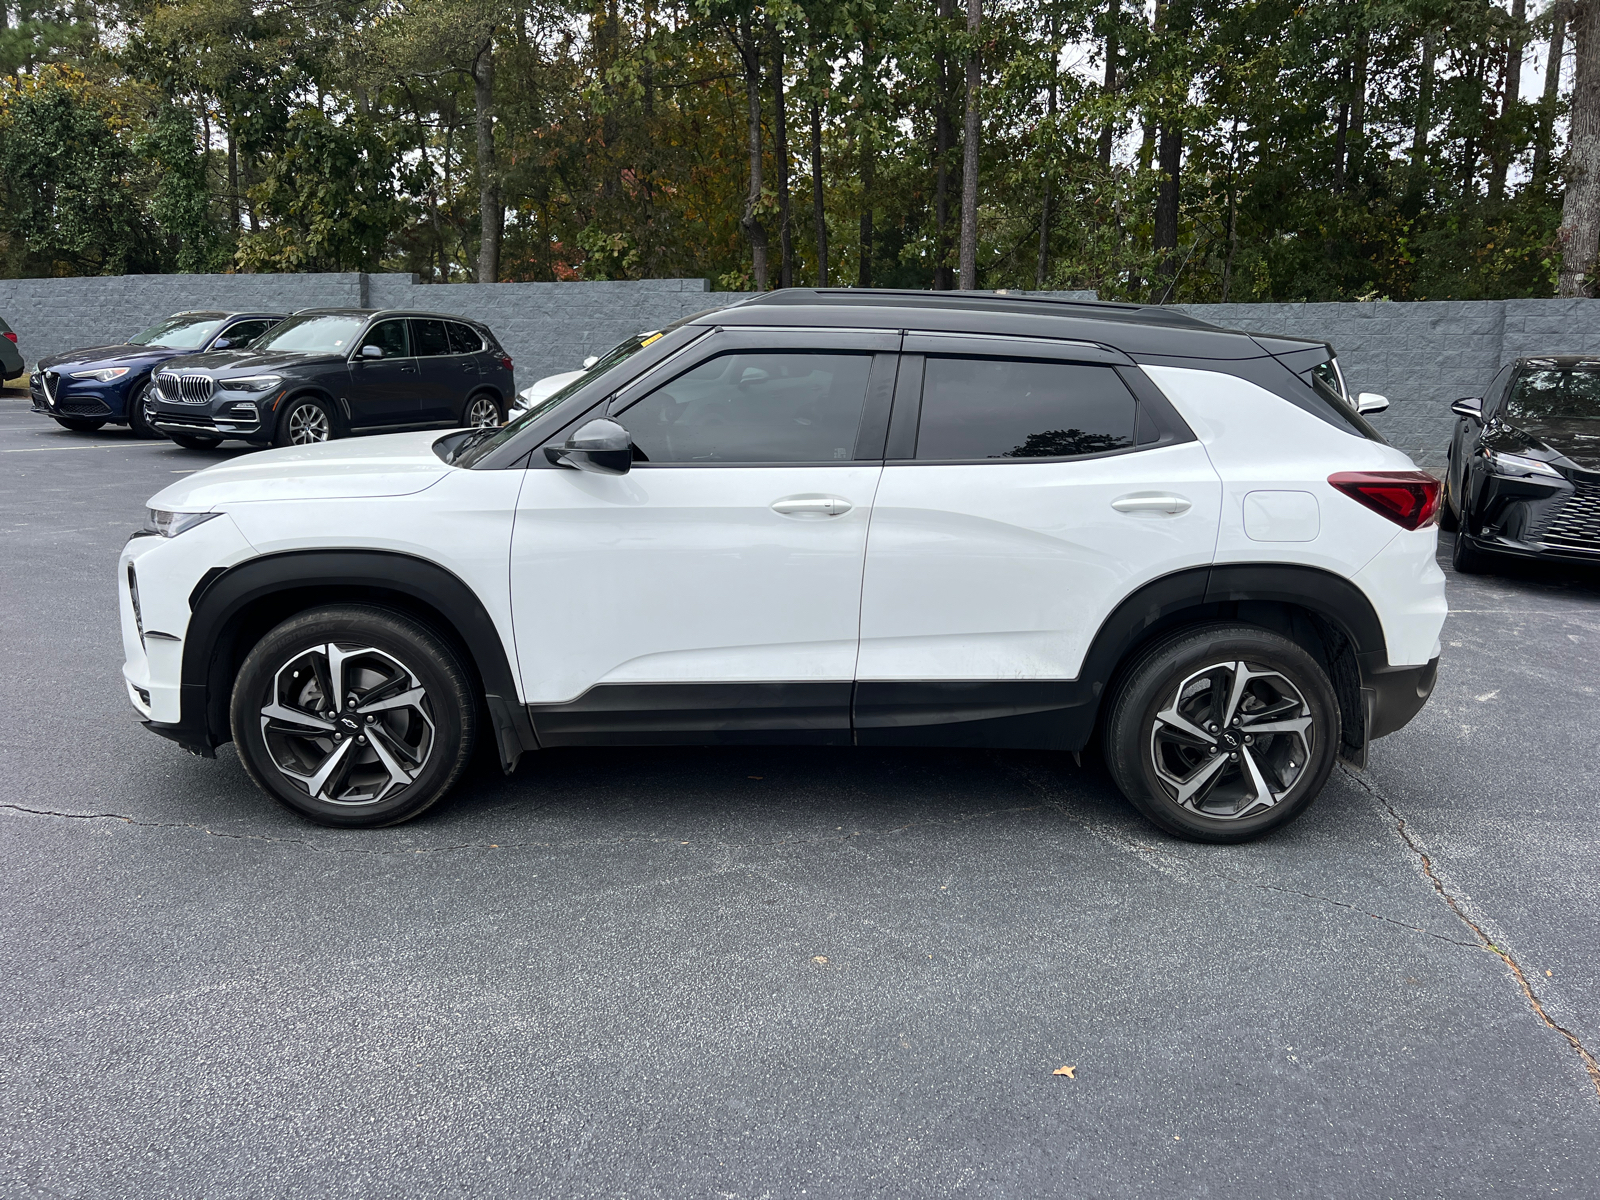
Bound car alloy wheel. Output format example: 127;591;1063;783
286;400;331;444
1148;660;1314;821
259;642;437;807
465;395;501;427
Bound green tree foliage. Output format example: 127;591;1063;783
0;0;1586;298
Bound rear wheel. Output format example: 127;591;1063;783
275;395;336;447
53;417;105;433
463;392;503;428
1101;623;1340;843
170;433;223;450
230;605;477;828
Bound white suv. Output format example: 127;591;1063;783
119;291;1446;842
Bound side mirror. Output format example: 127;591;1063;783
582;355;600;369
361;344;384;360
212;338;232;350
1450;396;1483;420
544;418;633;475
1355;392;1389;414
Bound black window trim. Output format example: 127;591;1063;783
885;350;1196;467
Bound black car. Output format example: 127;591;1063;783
144;308;514;450
29;311;286;436
0;314;24;383
1444;354;1600;571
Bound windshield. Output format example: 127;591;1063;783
129;315;225;349
1506;368;1600;423
252;314;367;355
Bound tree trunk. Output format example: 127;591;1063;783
1411;31;1436;191
935;0;954;289
1221;118;1239;302
1350;24;1368;180
227;124;240;233
811;97;827;286
472;38;501;284
1535;2;1569;181
1334;67;1349;192
1153;122;1181;295
1099;0;1118;166
959;0;981;289
737;16;769;290
770;18;793;288
1037;3;1057;288
1559;0;1600;294
859;128;874;287
1491;0;1529;198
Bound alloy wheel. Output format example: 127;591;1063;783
286;402;331;444
1148;660;1314;821
465;396;500;428
258;642;435;806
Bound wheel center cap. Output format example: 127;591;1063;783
1222;730;1240;748
338;716;360;733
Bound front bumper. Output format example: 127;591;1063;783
31;374;124;421
148;405;263;440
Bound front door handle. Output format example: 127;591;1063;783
772;496;853;518
1111;493;1192;515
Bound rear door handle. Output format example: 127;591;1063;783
1111;493;1192;515
772;496;853;518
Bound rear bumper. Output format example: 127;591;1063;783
1363;656;1439;742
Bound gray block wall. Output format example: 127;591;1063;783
4;272;1597;466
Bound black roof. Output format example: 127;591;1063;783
169;309;289;319
288;307;490;322
703;288;1324;363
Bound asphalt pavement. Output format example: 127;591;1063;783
2;393;1598;1199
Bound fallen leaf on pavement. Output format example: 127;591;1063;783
813;956;828;964
1053;1065;1076;1078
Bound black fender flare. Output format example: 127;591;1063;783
163;549;536;770
271;387;343;439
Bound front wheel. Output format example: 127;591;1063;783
54;417;106;433
1451;531;1493;574
127;380;160;438
463;393;503;428
275;396;337;447
1101;624;1340;843
230;605;478;828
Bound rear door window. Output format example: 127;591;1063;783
914;357;1137;460
410;319;451;357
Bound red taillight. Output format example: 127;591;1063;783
2;332;15;343
1328;471;1441;530
498;355;513;371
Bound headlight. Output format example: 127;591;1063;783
218;375;281;393
1484;450;1562;479
69;367;130;382
143;509;223;538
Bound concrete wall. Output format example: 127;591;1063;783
5;272;1598;466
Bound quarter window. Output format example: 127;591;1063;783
446;322;483;354
620;351;873;464
359;320;410;359
411;319;451;357
220;320;275;346
914;357;1137;460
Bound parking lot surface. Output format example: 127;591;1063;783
3;394;1599;1199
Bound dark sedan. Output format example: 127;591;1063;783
29;311;285;436
144;309;514;449
1444;355;1600;571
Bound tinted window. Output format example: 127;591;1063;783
621;351;872;463
447;322;483;354
255;314;366;355
1506;369;1600;422
915;358;1136;460
360;320;410;359
411;318;451;357
219;319;276;347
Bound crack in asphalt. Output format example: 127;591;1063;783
1343;766;1600;1102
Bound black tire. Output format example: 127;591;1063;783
230;604;477;828
53;417;106;433
1101;623;1340;844
1439;467;1460;532
462;391;504;428
127;380;160;438
1451;530;1492;574
171;433;223;450
274;395;338;447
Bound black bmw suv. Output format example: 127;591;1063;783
1445;355;1600;571
145;308;515;450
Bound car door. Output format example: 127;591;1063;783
409;317;463;423
347;318;420;427
508;327;898;744
854;335;1223;745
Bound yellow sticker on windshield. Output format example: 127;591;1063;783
641;332;663;347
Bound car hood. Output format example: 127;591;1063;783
146;432;456;509
165;349;344;375
1489;417;1600;472
37;344;179;372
